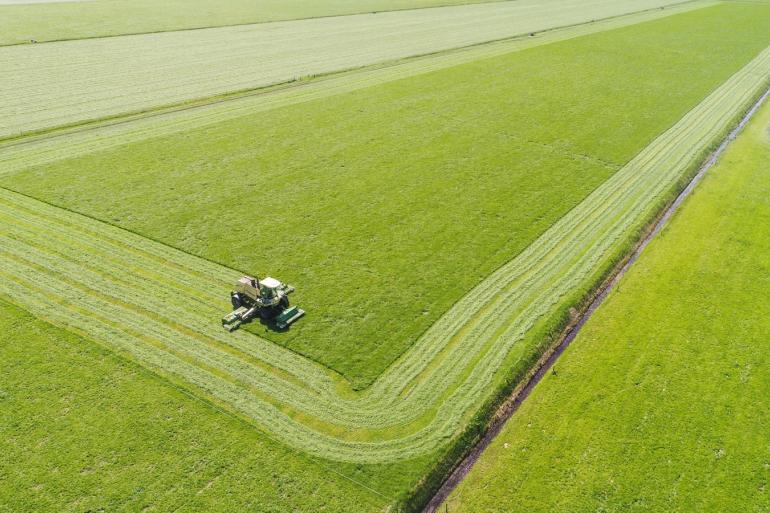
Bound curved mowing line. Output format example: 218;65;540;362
1;48;769;463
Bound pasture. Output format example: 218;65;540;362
3;1;770;511
1;1;769;467
0;1;707;176
443;91;770;513
3;3;770;388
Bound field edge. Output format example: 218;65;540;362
399;80;770;513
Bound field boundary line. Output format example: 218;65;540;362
422;82;770;513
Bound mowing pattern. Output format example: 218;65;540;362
0;0;693;138
2;47;769;463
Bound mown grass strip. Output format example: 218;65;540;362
0;0;510;46
0;300;390;513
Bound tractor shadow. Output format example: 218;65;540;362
241;316;291;333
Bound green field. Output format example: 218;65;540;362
4;1;770;511
1;0;770;472
0;2;707;176
4;3;770;388
443;91;770;513
0;0;692;138
0;300;394;512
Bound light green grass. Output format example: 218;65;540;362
0;299;399;512
0;0;502;45
1;5;769;470
5;3;770;389
443;89;770;513
5;3;770;510
0;0;693;138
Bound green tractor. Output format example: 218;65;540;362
222;276;304;332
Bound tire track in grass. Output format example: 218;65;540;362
1;45;769;463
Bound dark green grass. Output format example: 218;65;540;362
0;299;437;512
444;93;770;513
4;3;770;389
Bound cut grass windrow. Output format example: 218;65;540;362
2;45;769;463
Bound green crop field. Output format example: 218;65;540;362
1;0;768;464
0;0;691;138
442;88;770;513
3;1;770;511
3;4;769;389
0;2;707;172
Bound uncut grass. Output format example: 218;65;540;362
0;298;432;511
5;2;770;389
0;0;497;45
444;93;770;513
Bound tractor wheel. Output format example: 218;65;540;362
280;295;290;309
259;308;271;320
231;293;242;309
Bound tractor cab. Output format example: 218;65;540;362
258;277;282;304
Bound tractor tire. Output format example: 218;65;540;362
231;293;242;309
280;295;290;309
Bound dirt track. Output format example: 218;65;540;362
422;84;770;513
